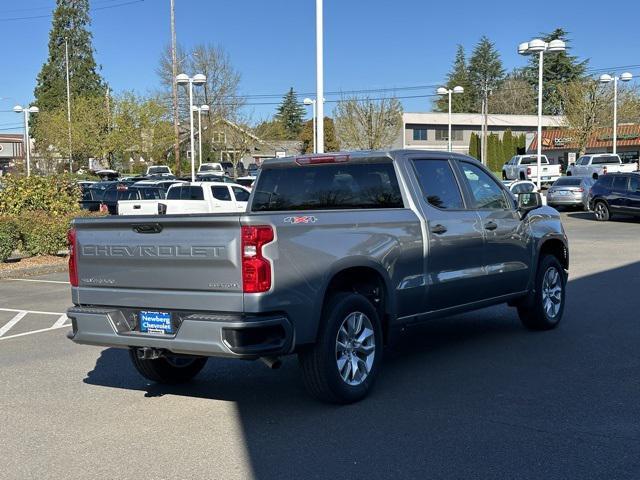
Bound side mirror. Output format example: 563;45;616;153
517;192;543;216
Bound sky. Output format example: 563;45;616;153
1;0;639;133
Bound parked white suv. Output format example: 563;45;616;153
502;155;562;185
566;154;637;179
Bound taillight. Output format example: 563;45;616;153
577;187;584;192
295;154;349;166
241;225;274;293
67;228;78;287
527;167;532;176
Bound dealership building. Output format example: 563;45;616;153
527;124;640;166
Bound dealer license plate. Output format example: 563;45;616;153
139;311;173;335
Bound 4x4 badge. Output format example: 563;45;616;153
284;216;317;224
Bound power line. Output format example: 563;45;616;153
0;0;145;22
1;0;129;15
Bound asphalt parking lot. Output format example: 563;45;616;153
1;211;639;480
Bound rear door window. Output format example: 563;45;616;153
412;159;464;209
592;155;619;165
251;161;403;211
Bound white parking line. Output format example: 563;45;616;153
2;278;69;285
0;311;28;337
0;307;69;340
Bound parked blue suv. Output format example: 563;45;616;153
588;173;640;221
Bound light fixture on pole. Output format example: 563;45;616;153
303;98;317;153
518;38;566;189
315;0;324;153
193;104;210;167
599;72;633;155
13;105;39;177
436;86;464;153
176;73;207;181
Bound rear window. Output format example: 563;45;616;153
553;177;582;186
520;156;548;165
592;155;619;165
251;162;403;211
167;185;204;200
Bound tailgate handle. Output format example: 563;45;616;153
133;205;141;209
133;223;163;234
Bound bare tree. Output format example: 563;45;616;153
222;114;256;176
559;80;613;155
334;96;403;150
490;78;536;115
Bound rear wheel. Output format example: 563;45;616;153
299;292;382;404
593;201;610;221
129;349;208;384
518;255;566;331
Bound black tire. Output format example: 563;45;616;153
129;349;208;384
593;201;610;221
518;255;566;331
502;171;507;180
566;171;572;176
299;292;383;404
519;172;526;180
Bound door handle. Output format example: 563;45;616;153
430;224;447;234
484;221;498;231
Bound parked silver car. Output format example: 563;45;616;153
547;177;594;210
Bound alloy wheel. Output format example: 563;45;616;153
541;266;562;319
335;311;376;386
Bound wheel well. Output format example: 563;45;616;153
592;173;599;180
323;267;390;341
540;239;568;271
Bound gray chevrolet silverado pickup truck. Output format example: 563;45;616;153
67;150;569;403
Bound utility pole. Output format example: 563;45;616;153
481;80;489;166
65;38;73;172
170;0;181;175
315;0;324;153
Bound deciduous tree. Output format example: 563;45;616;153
334;96;403;150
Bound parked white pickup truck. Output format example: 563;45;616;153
117;180;186;216
158;182;251;215
566;154;637;179
146;165;173;177
502;155;561;184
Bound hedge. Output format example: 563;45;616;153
0;217;19;262
0;174;81;217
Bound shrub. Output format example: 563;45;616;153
0;217;19;262
0;174;81;217
14;210;106;256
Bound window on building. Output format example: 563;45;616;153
413;129;428;141
434;129;463;141
619;151;639;164
212;132;226;144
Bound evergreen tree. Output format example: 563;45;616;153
299;117;340;154
34;0;106;115
275;88;306;139
523;28;588;115
468;36;505;112
436;45;474;113
468;132;479;160
502;129;514;164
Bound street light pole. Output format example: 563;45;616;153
600;72;633;155
315;0;324;153
194;104;210;167
176;73;206;182
303;98;317;153
437;86;464;153
13;105;39;177
65;38;73;172
518;38;566;190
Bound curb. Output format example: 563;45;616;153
0;260;68;279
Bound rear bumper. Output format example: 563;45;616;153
66;306;293;359
547;195;583;206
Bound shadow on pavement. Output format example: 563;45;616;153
567;211;640;223
84;261;640;479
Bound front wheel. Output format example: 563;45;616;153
299;293;383;404
593;201;610;221
129;349;208;384
518;255;566;331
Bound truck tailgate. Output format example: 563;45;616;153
117;200;160;216
72;215;243;312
